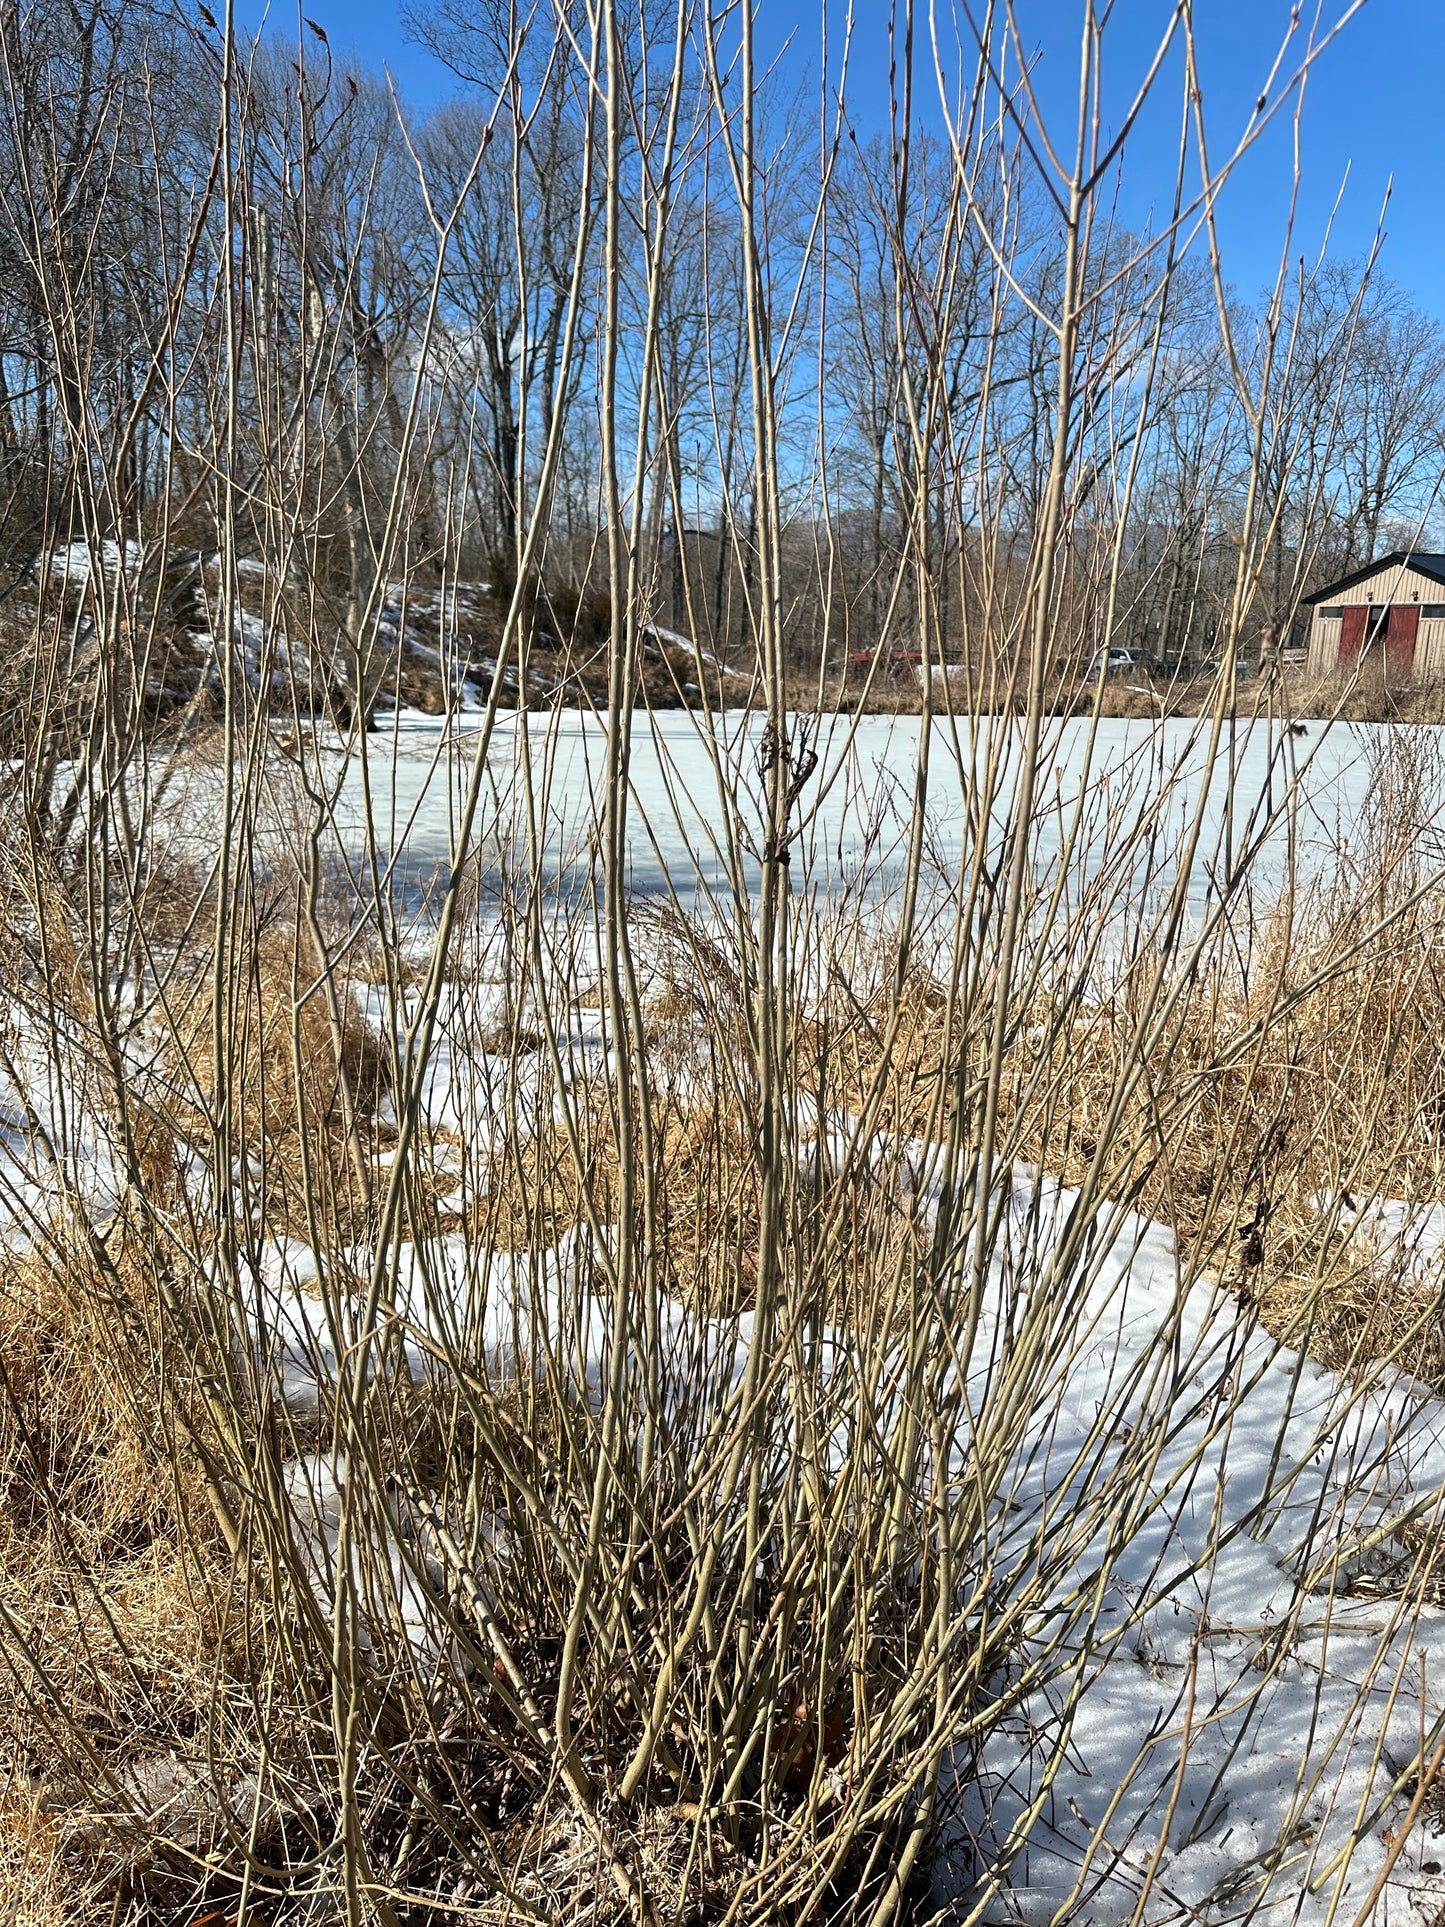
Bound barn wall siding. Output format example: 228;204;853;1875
1419;619;1445;680
1309;615;1340;675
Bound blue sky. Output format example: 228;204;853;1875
234;0;1445;315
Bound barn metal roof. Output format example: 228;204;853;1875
1304;552;1445;604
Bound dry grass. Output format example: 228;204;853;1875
161;916;391;1238
825;885;1445;1388
1286;668;1445;725
0;1791;78;1927
0;1248;262;1923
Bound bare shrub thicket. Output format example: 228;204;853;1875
11;2;1445;1924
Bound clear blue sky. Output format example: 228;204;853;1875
234;0;1445;316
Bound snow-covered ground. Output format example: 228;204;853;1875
44;537;142;589
12;705;1445;1917
9;944;1445;1919
938;1191;1445;1925
238;1131;1445;1925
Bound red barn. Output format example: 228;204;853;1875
1305;552;1445;679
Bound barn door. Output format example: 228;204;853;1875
1338;605;1367;665
1387;603;1420;673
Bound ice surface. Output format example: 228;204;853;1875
309;708;1390;915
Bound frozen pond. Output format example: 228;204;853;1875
319;708;1445;913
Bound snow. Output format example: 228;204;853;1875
246;1226;626;1414
196;601;314;694
45;538;142;589
0;1002;129;1243
641;618;727;673
1335;1194;1445;1286
930;1179;1445;1924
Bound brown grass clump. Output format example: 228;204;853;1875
1253;1235;1445;1386
1287;666;1445;725
825;873;1445;1390
164;917;389;1234
0;1251;177;1569
0;1250;258;1917
467;1114;618;1251
0;1790;77;1927
473;1798;743;1926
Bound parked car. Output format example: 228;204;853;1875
1088;646;1137;676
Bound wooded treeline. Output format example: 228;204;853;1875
2;0;1440;719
